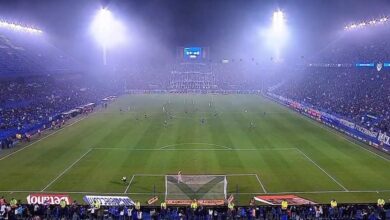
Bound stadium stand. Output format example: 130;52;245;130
0;75;123;146
272;67;390;133
1;5;390;216
311;26;390;64
272;25;390;134
0;28;125;145
0;30;78;76
169;63;216;92
0;198;388;219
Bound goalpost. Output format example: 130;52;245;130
165;174;227;201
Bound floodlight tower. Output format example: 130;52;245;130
271;10;287;62
91;8;125;65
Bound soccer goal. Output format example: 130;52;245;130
165;175;227;201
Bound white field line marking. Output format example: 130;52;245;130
308;118;390;162
41;148;92;192
270;96;390;162
159;143;232;150
124;175;135;194
94;148;247;151
168;111;224;120
0;116;88;161
296;148;349;192
133;173;263;177
2;189;390;195
165;175;168;201
255;174;268;194
92;147;297;151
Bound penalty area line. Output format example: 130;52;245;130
92;147;298;151
296;148;349;192
280;100;390;162
93;148;253;151
159;143;232;150
255;174;268;194
264;95;390;162
41;148;92;192
124;175;135;194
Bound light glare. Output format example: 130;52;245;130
0;20;42;33
261;10;289;62
345;16;388;30
90;8;126;48
272;11;285;32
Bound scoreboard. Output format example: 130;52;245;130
177;47;209;61
184;47;201;59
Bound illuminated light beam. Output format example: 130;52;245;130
90;8;127;65
270;10;288;62
260;9;289;63
0;20;42;33
272;10;286;33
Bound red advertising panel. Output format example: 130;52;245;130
166;199;225;206
254;195;316;205
27;194;72;205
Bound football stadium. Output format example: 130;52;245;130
0;0;390;219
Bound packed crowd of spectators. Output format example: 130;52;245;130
311;25;390;64
118;61;264;92
0;74;124;144
0;196;389;220
273;67;390;133
0;31;79;76
172;63;212;74
273;25;390;133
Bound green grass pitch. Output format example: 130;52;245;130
0;94;389;205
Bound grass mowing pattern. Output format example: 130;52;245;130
0;94;389;205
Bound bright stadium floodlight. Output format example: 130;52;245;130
90;8;126;65
369;20;376;25
0;20;42;34
264;9;288;62
272;10;286;33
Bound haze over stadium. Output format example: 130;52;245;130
0;0;390;219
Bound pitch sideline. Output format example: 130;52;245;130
0;115;90;162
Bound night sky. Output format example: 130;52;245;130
1;0;390;64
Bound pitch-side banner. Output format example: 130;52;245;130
166;199;225;206
83;196;134;206
267;93;390;152
27;194;72;205
378;132;390;145
254;195;316;205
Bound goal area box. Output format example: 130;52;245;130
165;175;227;205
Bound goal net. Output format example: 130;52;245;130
165;175;227;201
